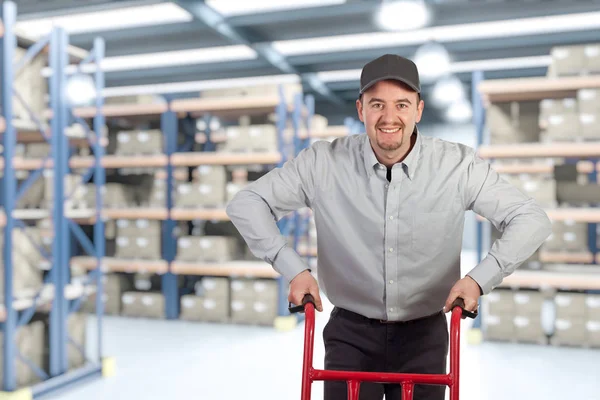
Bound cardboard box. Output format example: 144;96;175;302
193;165;227;186
504;176;556;208
176;236;238;263
583;44;600;74
487;101;539;144
200;83;302;106
482;314;515;342
81;291;122;315
540;98;578;127
542;221;589;252
544;112;581;142
175;182;226;207
180;295;229;323
231;278;279;302
121;292;165;319
116;219;162;237
577;89;600;115
194;277;229;298
555;293;587;319
586;320;600;347
552;318;587;346
115;130;163;155
483;289;514;314
230;298;278;326
513;315;546;344
0;321;45;388
115;235;161;260
513;291;544;316
587;295;600;320
579;113;600;139
550;45;586;76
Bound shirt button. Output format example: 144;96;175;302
389;216;394;220
389;248;394;252
389;280;394;284
385;184;389;188
389;308;394;312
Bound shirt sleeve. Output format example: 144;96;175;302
225;144;320;283
461;151;552;295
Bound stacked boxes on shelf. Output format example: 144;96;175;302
176;235;237;263
175;165;227;208
551;292;600;348
81;274;133;315
13;46;47;122
115;219;161;260
230;278;280;326
0;229;44;298
121;288;165;319
482;289;549;345
0;321;45;388
549;43;600;77
180;277;229;323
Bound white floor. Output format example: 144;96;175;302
42;252;600;400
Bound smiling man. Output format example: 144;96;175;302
226;54;551;400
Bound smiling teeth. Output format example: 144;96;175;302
380;128;400;133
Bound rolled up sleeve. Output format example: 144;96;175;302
226;144;321;283
461;151;552;294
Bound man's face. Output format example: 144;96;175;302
356;80;424;153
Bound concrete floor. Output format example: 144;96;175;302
39;298;600;400
42;250;600;400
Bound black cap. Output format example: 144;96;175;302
359;54;421;95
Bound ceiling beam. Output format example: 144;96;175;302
175;0;346;107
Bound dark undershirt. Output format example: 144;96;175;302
386;168;392;182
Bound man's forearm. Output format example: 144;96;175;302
226;188;309;282
468;200;552;294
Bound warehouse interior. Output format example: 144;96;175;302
1;0;600;399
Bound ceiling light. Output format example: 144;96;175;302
66;74;96;106
42;45;257;76
16;2;193;39
431;75;465;108
273;11;600;56
445;99;473;124
449;56;551;73
315;56;551;83
414;42;450;84
103;74;301;97
376;0;430;31
206;0;346;17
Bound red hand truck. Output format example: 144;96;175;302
289;295;477;400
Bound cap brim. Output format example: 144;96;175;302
360;75;420;95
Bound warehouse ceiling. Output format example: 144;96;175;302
12;0;600;124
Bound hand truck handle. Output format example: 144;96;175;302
288;294;316;314
451;297;478;319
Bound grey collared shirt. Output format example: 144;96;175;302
226;131;552;321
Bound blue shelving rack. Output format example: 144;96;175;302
0;1;110;396
470;70;600;343
158;85;304;326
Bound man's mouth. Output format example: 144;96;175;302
378;127;401;133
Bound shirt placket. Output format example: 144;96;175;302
376;164;402;321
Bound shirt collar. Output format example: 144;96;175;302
362;126;422;180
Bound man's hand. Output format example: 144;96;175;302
288;270;323;312
443;276;481;313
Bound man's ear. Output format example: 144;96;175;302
416;99;425;123
356;98;365;123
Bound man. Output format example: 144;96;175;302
226;54;552;399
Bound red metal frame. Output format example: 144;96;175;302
298;303;464;400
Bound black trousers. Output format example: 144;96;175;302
323;307;449;400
